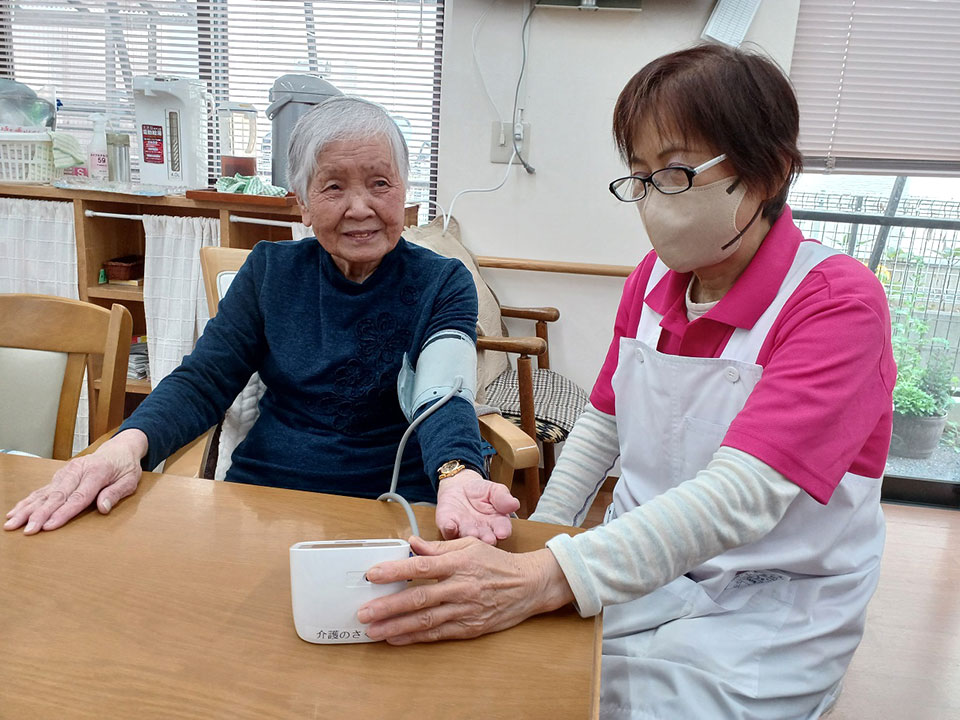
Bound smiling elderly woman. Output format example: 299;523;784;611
5;96;519;542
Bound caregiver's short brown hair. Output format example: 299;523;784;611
612;44;803;221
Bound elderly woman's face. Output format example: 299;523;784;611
298;136;405;283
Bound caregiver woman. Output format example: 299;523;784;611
357;45;896;719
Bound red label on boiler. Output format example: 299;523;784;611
141;124;164;164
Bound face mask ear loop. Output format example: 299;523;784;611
720;200;764;251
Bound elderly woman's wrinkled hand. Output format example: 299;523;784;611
3;429;146;534
357;535;574;645
435;470;520;545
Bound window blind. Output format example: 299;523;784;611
790;0;960;176
1;0;443;205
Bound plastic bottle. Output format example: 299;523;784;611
88;114;109;182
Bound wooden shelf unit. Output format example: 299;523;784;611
87;284;144;301
0;184;419;401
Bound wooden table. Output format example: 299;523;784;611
0;455;601;719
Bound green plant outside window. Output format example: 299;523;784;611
891;309;956;418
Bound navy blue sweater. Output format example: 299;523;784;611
120;238;484;503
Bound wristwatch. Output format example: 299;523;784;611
437;460;466;481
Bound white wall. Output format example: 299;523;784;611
437;0;800;393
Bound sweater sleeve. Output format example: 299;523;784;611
546;447;801;617
528;403;620;526
119;244;268;470
414;261;485;482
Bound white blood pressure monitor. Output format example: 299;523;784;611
289;539;410;644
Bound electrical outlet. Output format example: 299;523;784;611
490;121;531;164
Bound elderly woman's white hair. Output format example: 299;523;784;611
287;96;409;203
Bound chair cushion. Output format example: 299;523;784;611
216;270;237;299
484;368;589;443
0;346;67;458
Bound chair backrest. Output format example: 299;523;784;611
198;246;261;481
201;246;252;316
0;294;132;459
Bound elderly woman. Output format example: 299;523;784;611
5;96;518;543
357;46;895;719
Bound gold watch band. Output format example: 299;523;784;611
437;460;466;481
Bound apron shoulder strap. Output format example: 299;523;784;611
721;241;840;362
635;258;672;346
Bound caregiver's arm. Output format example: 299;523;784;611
360;447;798;643
548;446;800;616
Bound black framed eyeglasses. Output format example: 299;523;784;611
608;153;727;202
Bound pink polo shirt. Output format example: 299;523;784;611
591;207;896;504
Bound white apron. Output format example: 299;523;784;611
601;242;885;720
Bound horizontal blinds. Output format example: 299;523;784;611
2;0;442;202
790;0;960;175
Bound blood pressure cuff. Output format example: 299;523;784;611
397;329;477;422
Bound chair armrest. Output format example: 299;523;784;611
164;428;216;478
499;306;560;322
478;414;539;471
75;427;120;457
477;335;547;356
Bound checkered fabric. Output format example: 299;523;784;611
484;368;589;444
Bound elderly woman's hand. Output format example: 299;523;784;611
357;535;574;644
3;429;147;534
435;470;520;545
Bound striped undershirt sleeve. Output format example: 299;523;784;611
545;446;802;617
528;403;621;527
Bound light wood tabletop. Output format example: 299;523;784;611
0;454;601;720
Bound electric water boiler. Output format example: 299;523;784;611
133;76;209;188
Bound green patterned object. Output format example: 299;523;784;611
215;173;287;197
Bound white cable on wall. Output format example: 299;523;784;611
434;3;535;232
472;0;505;129
442;147;518;233
512;3;537;174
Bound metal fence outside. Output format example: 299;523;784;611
789;190;960;380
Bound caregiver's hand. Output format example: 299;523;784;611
4;429;147;534
358;535;575;644
435;470;520;545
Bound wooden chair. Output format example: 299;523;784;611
0;294;132;459
165;246;540;489
478;307;590;511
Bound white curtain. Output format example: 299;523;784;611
142;215;220;386
0;199;77;297
0;198;89;453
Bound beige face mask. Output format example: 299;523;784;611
639;177;760;273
